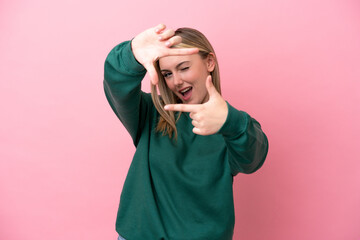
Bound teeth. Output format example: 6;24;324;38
180;87;191;93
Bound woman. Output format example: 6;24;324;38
104;24;268;240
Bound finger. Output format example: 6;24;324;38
164;104;201;112
166;47;199;56
164;35;182;46
189;112;196;119
192;127;202;135
191;120;200;127
146;64;158;85
154;24;166;33
193;127;212;136
158;29;175;41
205;75;218;98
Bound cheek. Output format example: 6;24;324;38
191;72;208;88
182;70;200;84
165;80;176;92
189;64;208;82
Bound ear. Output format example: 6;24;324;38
206;53;216;72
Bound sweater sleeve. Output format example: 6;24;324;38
103;40;151;146
218;102;269;176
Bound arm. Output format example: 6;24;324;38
218;102;269;175
164;76;268;175
103;40;150;145
104;24;199;145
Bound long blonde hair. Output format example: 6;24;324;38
151;27;221;139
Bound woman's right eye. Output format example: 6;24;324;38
163;72;172;78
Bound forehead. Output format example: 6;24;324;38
159;54;202;70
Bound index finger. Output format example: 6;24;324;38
166;47;199;56
164;104;201;112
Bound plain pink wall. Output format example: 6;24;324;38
1;0;359;239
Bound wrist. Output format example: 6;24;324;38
130;38;142;65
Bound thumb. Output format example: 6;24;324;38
205;75;218;98
146;64;158;85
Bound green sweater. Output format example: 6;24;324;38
104;40;268;240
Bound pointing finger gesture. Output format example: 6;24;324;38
164;76;228;135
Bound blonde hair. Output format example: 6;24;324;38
151;28;221;139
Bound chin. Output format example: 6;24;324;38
186;98;198;104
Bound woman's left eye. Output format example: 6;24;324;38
181;67;189;71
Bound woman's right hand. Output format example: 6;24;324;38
131;24;198;85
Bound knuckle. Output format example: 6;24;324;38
171;36;181;44
168;29;175;35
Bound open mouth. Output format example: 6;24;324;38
178;87;193;101
179;87;192;96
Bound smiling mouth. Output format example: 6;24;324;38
178;86;193;101
179;87;192;96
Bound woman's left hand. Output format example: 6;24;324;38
164;76;228;135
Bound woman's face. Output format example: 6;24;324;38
159;53;215;104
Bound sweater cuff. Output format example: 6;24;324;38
217;102;249;138
122;40;146;73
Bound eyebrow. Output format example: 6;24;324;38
160;61;190;72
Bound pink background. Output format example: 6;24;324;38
1;0;359;239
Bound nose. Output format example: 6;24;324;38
173;73;184;86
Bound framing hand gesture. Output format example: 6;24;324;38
164;76;228;135
132;24;199;85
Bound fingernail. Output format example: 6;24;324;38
158;36;162;40
164;105;169;110
165;41;170;46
